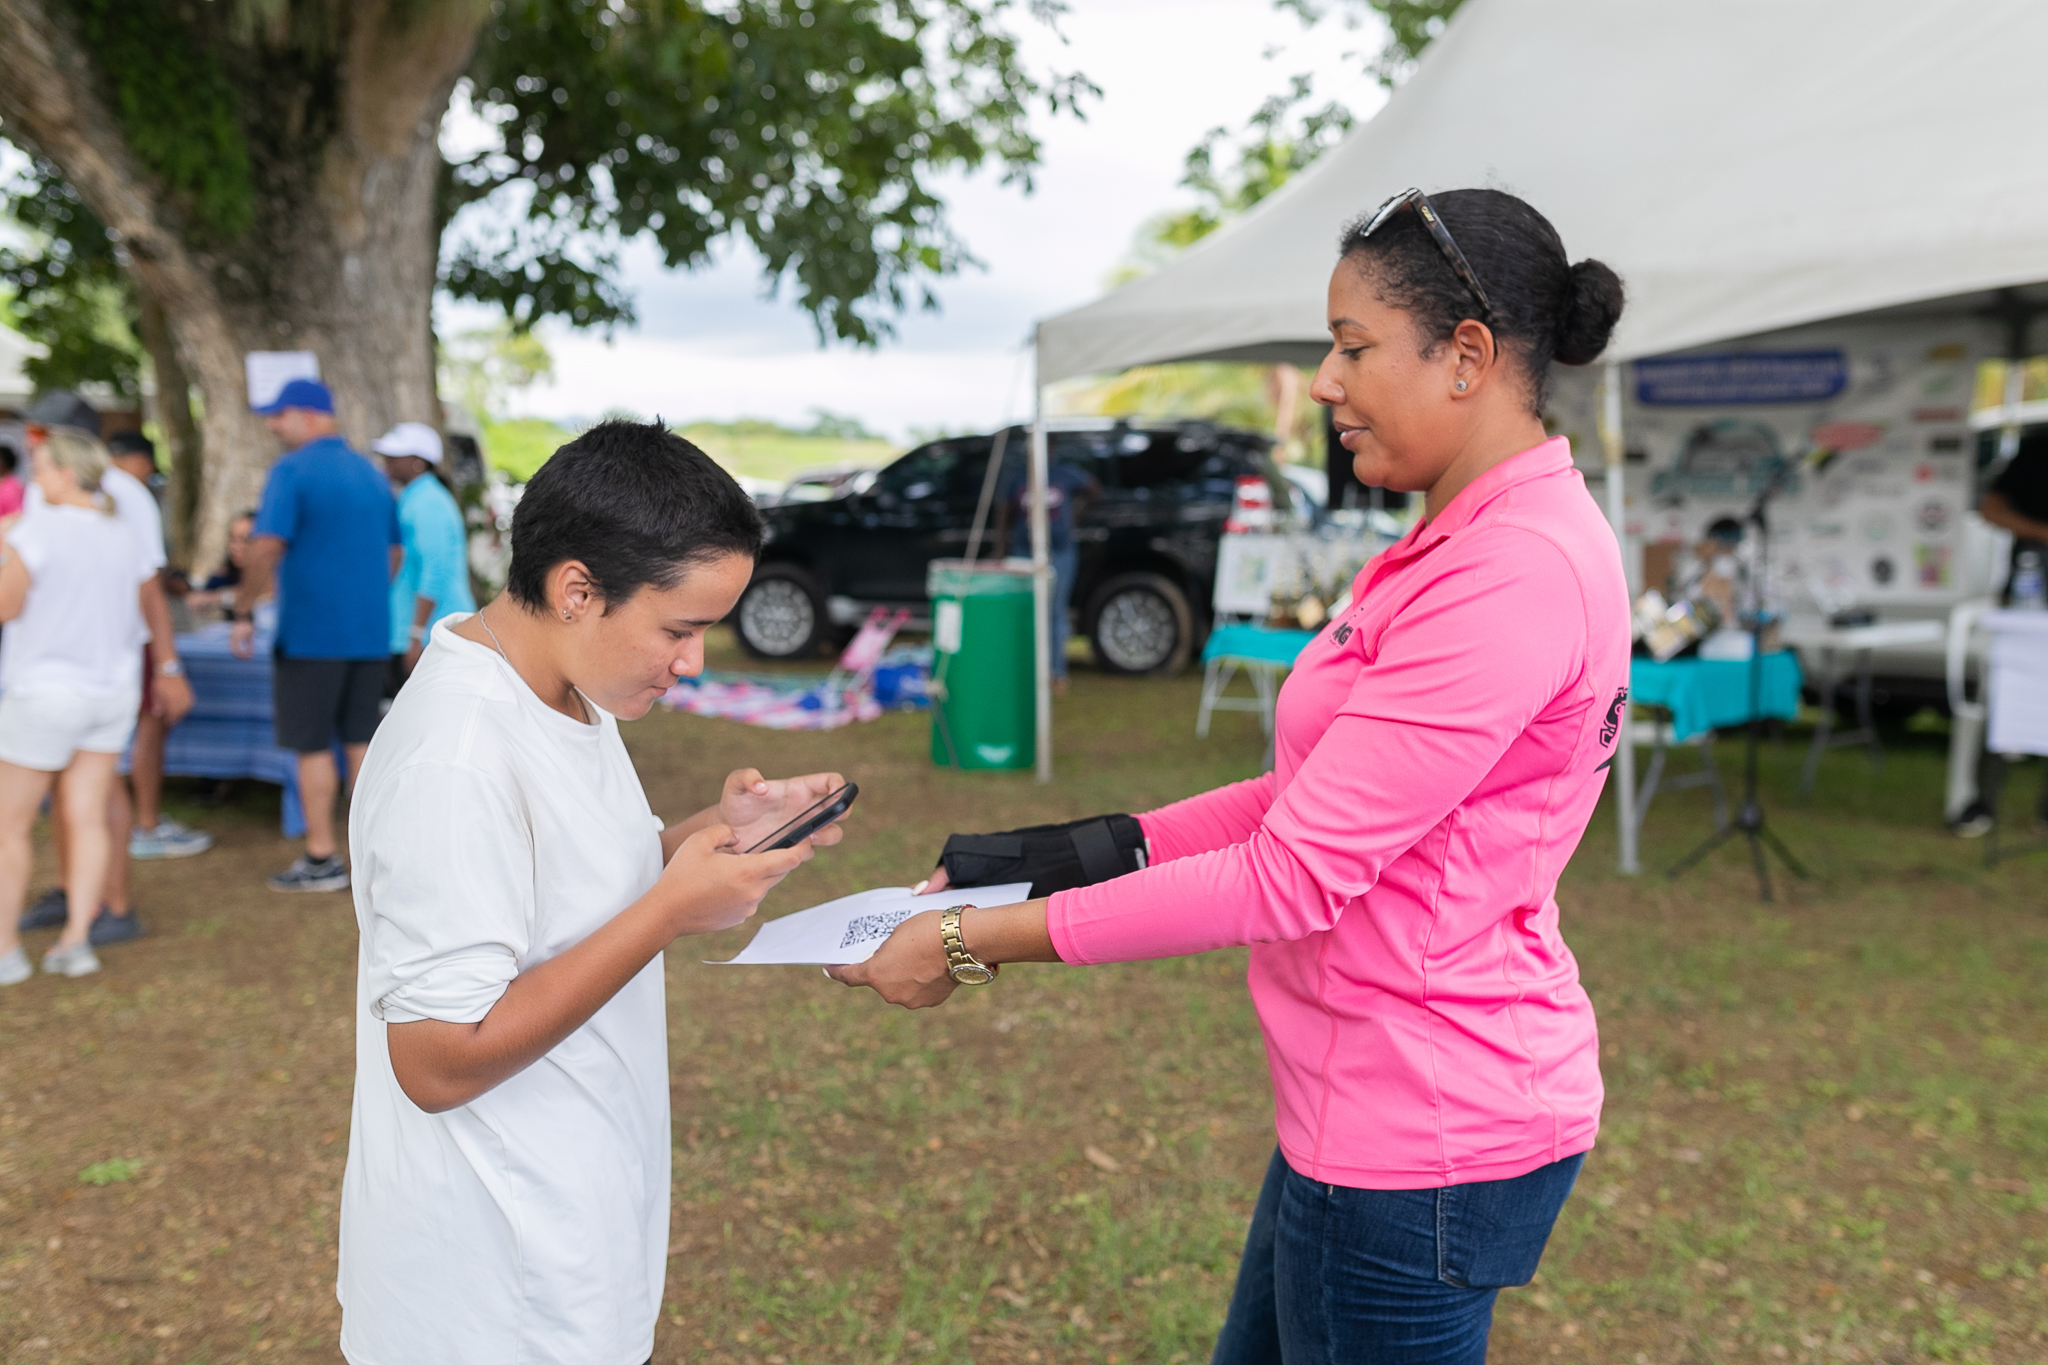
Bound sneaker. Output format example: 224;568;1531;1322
267;855;349;893
89;910;144;947
19;886;66;931
42;941;101;978
1950;800;1996;839
0;947;29;986
129;819;214;861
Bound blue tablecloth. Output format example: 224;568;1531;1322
159;623;309;836
1630;652;1804;742
1203;624;1318;667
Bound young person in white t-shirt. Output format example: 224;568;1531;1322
339;419;846;1365
0;428;152;984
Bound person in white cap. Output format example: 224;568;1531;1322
375;422;475;687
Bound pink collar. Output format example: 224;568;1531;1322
1385;436;1576;562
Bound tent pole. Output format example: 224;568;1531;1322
1030;374;1054;782
1602;359;1640;874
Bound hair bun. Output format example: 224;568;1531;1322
1554;259;1625;366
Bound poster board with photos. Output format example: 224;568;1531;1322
1548;317;2004;613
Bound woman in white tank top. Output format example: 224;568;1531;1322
0;427;151;984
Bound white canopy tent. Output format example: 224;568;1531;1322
1037;0;2048;381
1024;0;2048;865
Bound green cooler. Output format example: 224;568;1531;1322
927;560;1035;770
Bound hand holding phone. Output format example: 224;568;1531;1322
744;782;858;854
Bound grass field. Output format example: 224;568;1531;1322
481;418;898;485
1;630;2045;1364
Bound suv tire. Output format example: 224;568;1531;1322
735;565;830;661
1087;572;1194;676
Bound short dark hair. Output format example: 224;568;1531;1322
107;430;158;465
1339;188;1625;412
506;419;763;613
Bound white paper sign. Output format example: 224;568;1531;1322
245;351;321;409
708;881;1033;966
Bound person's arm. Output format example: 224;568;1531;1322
839;531;1595;1005
139;573;194;722
1980;489;2048;543
388;824;809;1112
229;535;285;658
0;534;30;621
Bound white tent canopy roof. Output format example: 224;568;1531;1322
1036;0;2048;384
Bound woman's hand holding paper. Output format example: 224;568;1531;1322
829;897;1059;1008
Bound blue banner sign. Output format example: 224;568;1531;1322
1635;350;1848;406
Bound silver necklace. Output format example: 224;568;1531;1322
477;604;591;724
477;603;511;660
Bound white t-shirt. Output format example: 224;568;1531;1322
26;466;165;647
339;616;670;1365
2;503;149;696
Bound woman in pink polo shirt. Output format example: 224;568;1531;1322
837;187;1629;1363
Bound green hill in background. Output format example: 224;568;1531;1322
479;416;900;485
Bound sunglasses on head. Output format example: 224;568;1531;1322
1359;188;1494;322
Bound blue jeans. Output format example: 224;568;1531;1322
1211;1148;1583;1365
1049;543;1078;679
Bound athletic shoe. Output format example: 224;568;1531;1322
129;819;214;860
42;941;101;978
1950;800;1995;839
19;886;66;931
89;910;144;947
267;855;349;893
0;948;29;987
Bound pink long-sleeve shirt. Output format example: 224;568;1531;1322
1048;437;1629;1190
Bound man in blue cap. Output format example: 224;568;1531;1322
231;378;401;892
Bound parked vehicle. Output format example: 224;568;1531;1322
733;418;1295;674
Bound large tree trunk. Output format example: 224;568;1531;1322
0;0;483;570
136;290;202;566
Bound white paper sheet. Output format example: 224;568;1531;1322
708;882;1034;966
244;350;320;408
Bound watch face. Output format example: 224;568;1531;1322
949;962;996;985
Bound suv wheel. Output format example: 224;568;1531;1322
735;565;829;660
1087;572;1194;676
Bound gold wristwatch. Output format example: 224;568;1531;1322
940;905;998;985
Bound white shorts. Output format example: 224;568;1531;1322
0;688;142;772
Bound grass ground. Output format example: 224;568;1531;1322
1;630;2045;1364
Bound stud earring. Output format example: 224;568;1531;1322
1455;380;1468;391
562;610;572;620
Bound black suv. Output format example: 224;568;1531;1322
733;418;1292;674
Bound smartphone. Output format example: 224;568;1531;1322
744;783;858;854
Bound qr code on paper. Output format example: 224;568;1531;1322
839;908;918;950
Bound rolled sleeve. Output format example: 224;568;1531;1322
359;763;533;1025
1050;533;1588;965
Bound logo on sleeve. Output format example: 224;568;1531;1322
1332;623;1354;646
1599;687;1628;746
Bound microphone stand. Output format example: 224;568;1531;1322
1666;460;1810;900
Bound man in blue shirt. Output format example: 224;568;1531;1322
230;378;400;893
372;421;475;684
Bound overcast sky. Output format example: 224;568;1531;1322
459;1;1390;440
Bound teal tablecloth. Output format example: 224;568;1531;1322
1630;652;1804;742
1203;624;1318;666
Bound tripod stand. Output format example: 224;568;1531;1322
1666;466;1810;900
